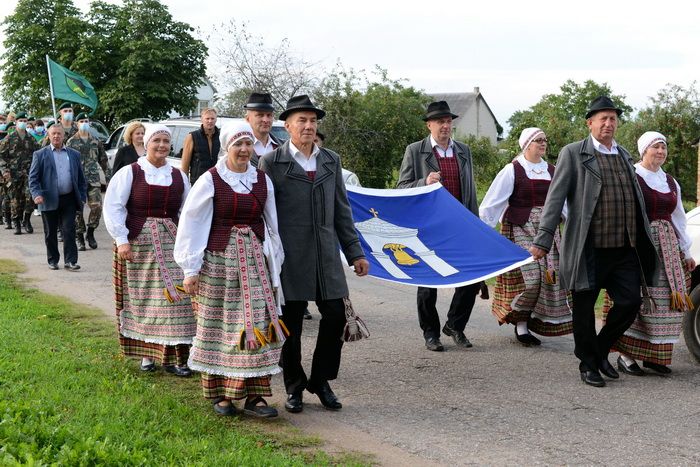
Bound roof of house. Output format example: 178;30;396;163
428;91;500;129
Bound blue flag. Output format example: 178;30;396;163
346;184;532;288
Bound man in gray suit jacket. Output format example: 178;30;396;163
530;96;656;387
397;101;481;352
29;122;87;271
259;95;369;413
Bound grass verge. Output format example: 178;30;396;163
0;259;362;466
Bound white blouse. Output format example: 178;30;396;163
173;157;281;278
103;157;191;247
634;163;691;256
479;155;566;227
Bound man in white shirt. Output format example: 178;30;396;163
244;92;281;166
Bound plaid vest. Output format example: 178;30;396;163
503;160;555;226
432;147;462;201
590;150;637;248
125;163;184;240
637;173;677;223
206;167;267;251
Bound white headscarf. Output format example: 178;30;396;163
637;131;666;158
219;122;254;154
518;127;545;153
143;124;171;147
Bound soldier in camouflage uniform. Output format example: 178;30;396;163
42;102;78;147
0;113;39;234
66;113;110;250
1;121;18;228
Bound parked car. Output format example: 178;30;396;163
683;207;700;362
104;118;151;169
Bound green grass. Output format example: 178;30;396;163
0;260;367;466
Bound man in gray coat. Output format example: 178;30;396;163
530;96;656;388
259;95;369;413
397;101;481;352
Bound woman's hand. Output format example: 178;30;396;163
117;243;133;261
183;275;200;295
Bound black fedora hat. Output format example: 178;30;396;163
423;101;459;121
279;95;326;121
585;96;623;119
243;92;275;111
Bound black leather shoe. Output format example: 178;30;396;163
617;356;644;376
23;213;33;234
425;336;444;351
77;233;86;251
64;262;81;271
514;328;542;346
643;361;672;374
307;381;342;411
285;393;303;413
580;369;606;387
48;262;59;270
442;324;473;348
303;309;312;320
164;365;192;377
599;358;619;379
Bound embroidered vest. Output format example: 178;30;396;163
206;168;267;251
503;161;555;226
637;173;677;223
125;163;184;240
432;147;461;200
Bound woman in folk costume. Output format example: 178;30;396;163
174;122;287;418
607;131;695;375
104;124;195;376
479;128;572;345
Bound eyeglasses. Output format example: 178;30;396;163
532;138;548;144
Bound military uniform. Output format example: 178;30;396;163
0;129;39;233
66;132;110;249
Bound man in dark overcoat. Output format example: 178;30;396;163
259;95;369;413
530;96;657;387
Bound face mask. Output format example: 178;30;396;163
17;122;27;130
0;124;6;131
62;112;73;122
79;122;90;132
34;127;45;135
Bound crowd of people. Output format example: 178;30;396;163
1;91;694;421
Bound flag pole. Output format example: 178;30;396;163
46;55;57;120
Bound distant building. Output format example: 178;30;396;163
168;77;217;118
429;88;502;144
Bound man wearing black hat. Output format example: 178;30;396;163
67;113;110;250
180;108;220;185
397;101;481;352
530;96;656;388
0;112;39;234
243;92;282;166
259;95;369;413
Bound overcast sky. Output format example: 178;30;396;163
2;0;699;133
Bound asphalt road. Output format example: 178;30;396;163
2;216;699;465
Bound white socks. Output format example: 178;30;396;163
619;354;636;366
516;321;529;335
142;357;154;366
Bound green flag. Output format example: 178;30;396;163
47;56;98;110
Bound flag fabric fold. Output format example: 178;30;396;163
346;184;533;288
47;57;98;110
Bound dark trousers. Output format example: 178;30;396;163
280;298;346;396
571;247;642;372
417;283;481;339
41;193;79;265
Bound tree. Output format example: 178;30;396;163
506;80;632;160
1;0;207;128
207;20;320;115
314;67;430;188
617;83;700;202
1;0;87;113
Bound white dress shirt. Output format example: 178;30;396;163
590;135;619;155
289;141;320;171
430;136;454;158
